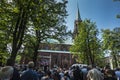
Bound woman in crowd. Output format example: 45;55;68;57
0;66;14;80
87;66;104;80
103;69;117;80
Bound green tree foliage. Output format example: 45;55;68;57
5;0;35;65
29;0;70;66
0;0;70;66
70;19;101;66
31;0;70;43
0;0;14;65
19;34;36;64
113;0;120;19
102;27;120;68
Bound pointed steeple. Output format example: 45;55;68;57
76;3;81;21
73;2;82;39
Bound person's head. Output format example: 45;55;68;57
105;69;114;77
64;70;69;76
75;66;79;70
28;61;34;69
116;67;120;71
87;69;103;80
45;70;51;77
0;66;14;80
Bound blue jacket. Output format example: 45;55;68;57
21;69;39;80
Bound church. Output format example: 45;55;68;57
38;6;82;69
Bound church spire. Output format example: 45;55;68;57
76;3;81;21
73;2;82;39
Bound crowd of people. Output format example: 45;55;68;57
0;61;120;80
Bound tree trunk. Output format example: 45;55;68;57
113;54;118;68
6;48;18;66
88;45;94;67
33;30;42;67
6;7;28;66
33;43;39;67
85;51;89;65
86;39;94;67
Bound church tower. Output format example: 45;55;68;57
73;5;82;39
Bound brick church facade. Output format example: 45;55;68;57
38;43;74;68
38;6;82;69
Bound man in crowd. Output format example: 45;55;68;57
21;61;39;80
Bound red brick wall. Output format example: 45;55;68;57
38;52;73;69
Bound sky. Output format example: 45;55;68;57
66;0;120;32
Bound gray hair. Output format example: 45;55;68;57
0;66;14;80
87;68;104;80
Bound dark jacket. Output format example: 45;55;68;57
21;69;39;80
73;66;83;80
10;67;21;80
104;77;117;80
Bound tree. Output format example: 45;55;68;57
0;0;15;65
113;0;120;19
101;27;120;68
19;34;36;64
70;19;101;66
5;0;35;66
0;0;70;66
29;0;70;66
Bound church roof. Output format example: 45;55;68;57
38;50;71;54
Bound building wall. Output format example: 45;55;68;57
38;52;72;68
38;43;74;69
